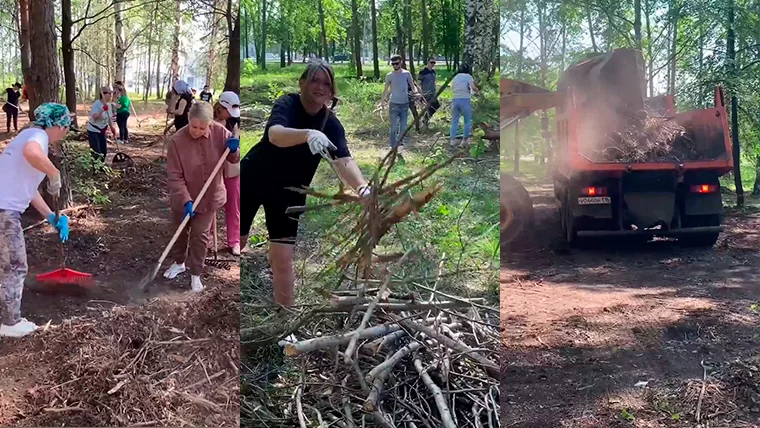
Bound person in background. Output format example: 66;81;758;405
213;91;242;255
240;60;371;308
114;84;131;144
449;64;479;148
381;54;417;153
87;86;117;165
200;85;213;103
0;103;72;337
418;57;441;130
167;80;193;131
163;102;240;292
4;83;22;133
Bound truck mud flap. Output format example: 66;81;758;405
623;192;675;228
684;193;723;216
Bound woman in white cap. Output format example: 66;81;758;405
87;86;117;164
213;91;241;255
167;80;194;131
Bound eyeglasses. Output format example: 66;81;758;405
391;62;400;66
429;61;436;65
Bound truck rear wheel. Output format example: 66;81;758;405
501;174;534;250
562;194;579;246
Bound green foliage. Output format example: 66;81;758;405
65;143;115;206
619;408;636;422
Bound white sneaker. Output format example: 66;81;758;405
163;262;186;279
190;275;204;293
0;318;38;338
231;244;241;256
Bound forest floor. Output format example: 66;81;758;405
501;167;760;428
0;102;240;427
239;66;502;426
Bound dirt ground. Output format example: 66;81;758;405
0;104;240;426
501;178;760;427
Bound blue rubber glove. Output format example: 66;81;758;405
184;201;195;219
226;137;240;152
46;213;69;243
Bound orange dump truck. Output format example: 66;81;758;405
550;49;733;246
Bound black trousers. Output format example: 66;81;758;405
116;111;130;141
5;105;18;131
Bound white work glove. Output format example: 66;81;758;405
306;130;337;155
358;184;371;198
46;172;62;197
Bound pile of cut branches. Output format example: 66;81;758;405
241;148;500;427
589;109;702;163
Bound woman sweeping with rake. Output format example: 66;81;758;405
0;103;71;337
163;101;240;292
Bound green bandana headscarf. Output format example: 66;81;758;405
33;103;72;129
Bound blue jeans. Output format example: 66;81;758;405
389;102;409;148
450;98;473;139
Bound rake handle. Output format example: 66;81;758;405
52;194;66;270
146;147;232;283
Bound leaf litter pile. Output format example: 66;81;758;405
241;150;500;427
14;287;240;427
643;357;760;427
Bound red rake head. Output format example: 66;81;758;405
35;268;95;289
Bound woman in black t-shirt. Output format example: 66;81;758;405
240;60;371;307
167;80;193;131
4;83;21;133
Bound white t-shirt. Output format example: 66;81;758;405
87;100;114;134
0;128;50;212
451;73;475;99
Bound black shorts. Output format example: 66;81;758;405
241;167;305;244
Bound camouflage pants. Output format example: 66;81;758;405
0;209;27;325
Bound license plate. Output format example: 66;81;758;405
578;196;611;205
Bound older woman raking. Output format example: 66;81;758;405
163;101;240;292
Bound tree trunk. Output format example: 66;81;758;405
144;6;155;101
727;0;743;206
463;0;493;76
207;0;220;85
404;0;414;76
395;4;404;58
171;0;181;83
318;0;328;60
753;156;760;195
513;4;525;173
30;0;69;208
18;0;30;83
156;28;162;99
421;0;429;62
351;0;362;76
260;0;267;69
114;0;126;82
586;7;597;53
634;0;642;49
224;1;241;92
371;0;380;79
61;0;78;128
538;1;549;164
645;0;653;96
669;0;678;94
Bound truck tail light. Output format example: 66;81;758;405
689;184;718;194
581;186;607;196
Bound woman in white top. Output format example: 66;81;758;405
0;103;72;337
449;64;479;147
87;86;117;165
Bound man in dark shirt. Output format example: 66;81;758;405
241;60;370;307
418;57;441;129
200;85;213;103
4;83;21;132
